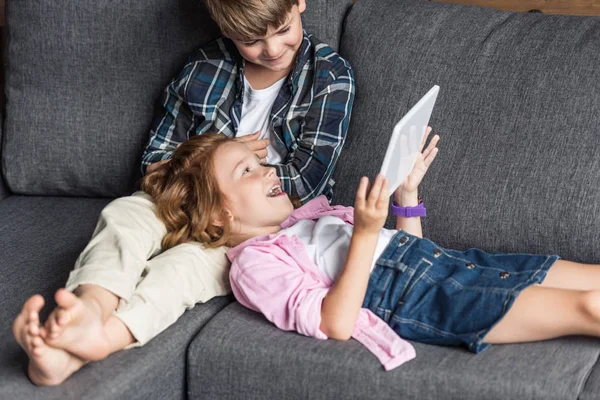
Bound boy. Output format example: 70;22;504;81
12;0;355;386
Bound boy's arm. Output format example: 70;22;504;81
140;64;200;175
272;65;355;204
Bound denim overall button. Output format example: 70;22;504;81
466;263;475;269
500;272;510;279
399;236;408;245
433;248;442;258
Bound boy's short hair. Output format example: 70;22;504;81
204;0;300;40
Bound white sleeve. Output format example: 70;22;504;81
114;242;231;345
65;191;167;299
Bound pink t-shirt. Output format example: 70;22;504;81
227;196;416;371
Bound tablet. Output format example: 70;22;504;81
380;85;439;194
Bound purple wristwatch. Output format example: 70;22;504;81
391;199;426;217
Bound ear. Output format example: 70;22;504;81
211;209;234;228
298;0;306;14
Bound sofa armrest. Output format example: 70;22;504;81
0;113;9;201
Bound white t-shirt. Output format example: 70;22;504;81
282;216;398;282
236;76;288;164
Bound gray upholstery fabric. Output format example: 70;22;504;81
333;0;600;263
0;114;8;201
0;196;232;399
300;0;353;51
188;303;598;400
580;360;600;399
3;0;351;198
3;0;220;197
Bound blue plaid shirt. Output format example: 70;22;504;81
142;31;355;204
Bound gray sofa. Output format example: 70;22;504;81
1;0;600;398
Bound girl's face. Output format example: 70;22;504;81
229;1;306;73
213;141;294;240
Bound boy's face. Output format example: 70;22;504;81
228;0;306;73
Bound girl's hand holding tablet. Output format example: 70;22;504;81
396;127;440;197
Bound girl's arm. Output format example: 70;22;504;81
321;129;440;340
320;175;389;341
395;190;423;237
395;128;440;238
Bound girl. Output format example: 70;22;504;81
144;131;600;370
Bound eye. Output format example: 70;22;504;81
279;27;291;35
242;40;259;46
242;167;251;175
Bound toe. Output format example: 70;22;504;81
57;309;71;326
32;336;44;347
28;322;40;337
24;295;45;314
14;295;44;345
54;289;78;310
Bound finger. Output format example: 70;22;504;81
424;134;440;153
355;177;369;207
367;174;385;207
376;179;390;209
255;148;268;160
246;139;270;151
423;147;439;167
235;132;261;142
420;126;434;150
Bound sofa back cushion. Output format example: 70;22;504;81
2;0;351;197
0;119;8;200
333;0;600;262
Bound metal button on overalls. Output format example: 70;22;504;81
433;248;442;258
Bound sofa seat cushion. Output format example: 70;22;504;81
0;196;232;399
187;302;599;400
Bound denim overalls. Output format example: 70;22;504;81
362;231;559;352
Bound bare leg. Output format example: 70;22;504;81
541;260;600;291
44;286;132;361
483;286;600;344
12;295;85;386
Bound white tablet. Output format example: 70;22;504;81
380;85;439;194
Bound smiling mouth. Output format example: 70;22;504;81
265;53;284;62
267;185;284;197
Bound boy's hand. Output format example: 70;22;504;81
354;174;389;236
235;131;269;164
396;127;439;198
146;160;169;174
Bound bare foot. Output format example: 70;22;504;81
13;295;85;386
43;289;111;361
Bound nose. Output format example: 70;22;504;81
263;166;276;178
264;38;282;59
